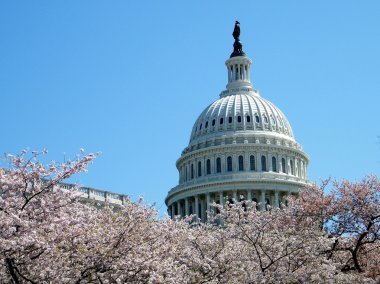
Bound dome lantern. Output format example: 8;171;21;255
226;21;253;90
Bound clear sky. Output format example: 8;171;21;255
1;1;379;214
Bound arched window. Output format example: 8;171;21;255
228;117;233;123
238;155;244;171
199;123;202;130
206;159;211;175
281;158;286;173
250;155;255;171
263;115;268;124
198;161;202;177
205;121;208;128
246;115;251;123
237;116;241;123
191;164;194;179
290;160;294;175
272;157;277;172
261;156;267;172
220;118;224;125
227;156;232;172
255;114;260;123
216;157;221;173
212;119;215;126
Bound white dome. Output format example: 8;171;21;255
166;22;309;222
190;91;294;146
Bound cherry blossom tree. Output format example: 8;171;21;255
0;149;378;283
0;150;180;283
296;176;380;280
0;149;98;283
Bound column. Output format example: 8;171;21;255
261;190;266;211
287;157;291;175
227;65;231;82
247;63;251;81
304;164;307;179
194;195;199;221
281;193;287;207
206;193;211;221
233;154;237;172
244;153;249;171
178;201;182;217
211;156;215;174
206;193;211;213
203;156;206;176
221;154;226;172
219;191;224;207
274;191;279;208
185;198;189;216
171;203;175;218
268;153;272;172
233;190;238;202
200;197;205;222
247;190;252;201
194;159;198;179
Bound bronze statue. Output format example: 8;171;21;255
230;21;245;58
233;21;240;40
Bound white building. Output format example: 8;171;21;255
165;22;309;221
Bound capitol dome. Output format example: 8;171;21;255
189;92;294;146
166;22;309;222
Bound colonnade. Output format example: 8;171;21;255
227;62;251;82
168;189;291;222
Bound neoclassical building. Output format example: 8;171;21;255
165;22;309;221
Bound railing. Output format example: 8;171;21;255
58;182;126;206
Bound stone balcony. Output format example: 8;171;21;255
58;183;127;206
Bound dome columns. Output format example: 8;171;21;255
225;56;253;90
168;189;293;222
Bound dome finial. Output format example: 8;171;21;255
230;21;246;58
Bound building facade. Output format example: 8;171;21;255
165;22;309;221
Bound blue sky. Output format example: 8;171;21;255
1;1;379;213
